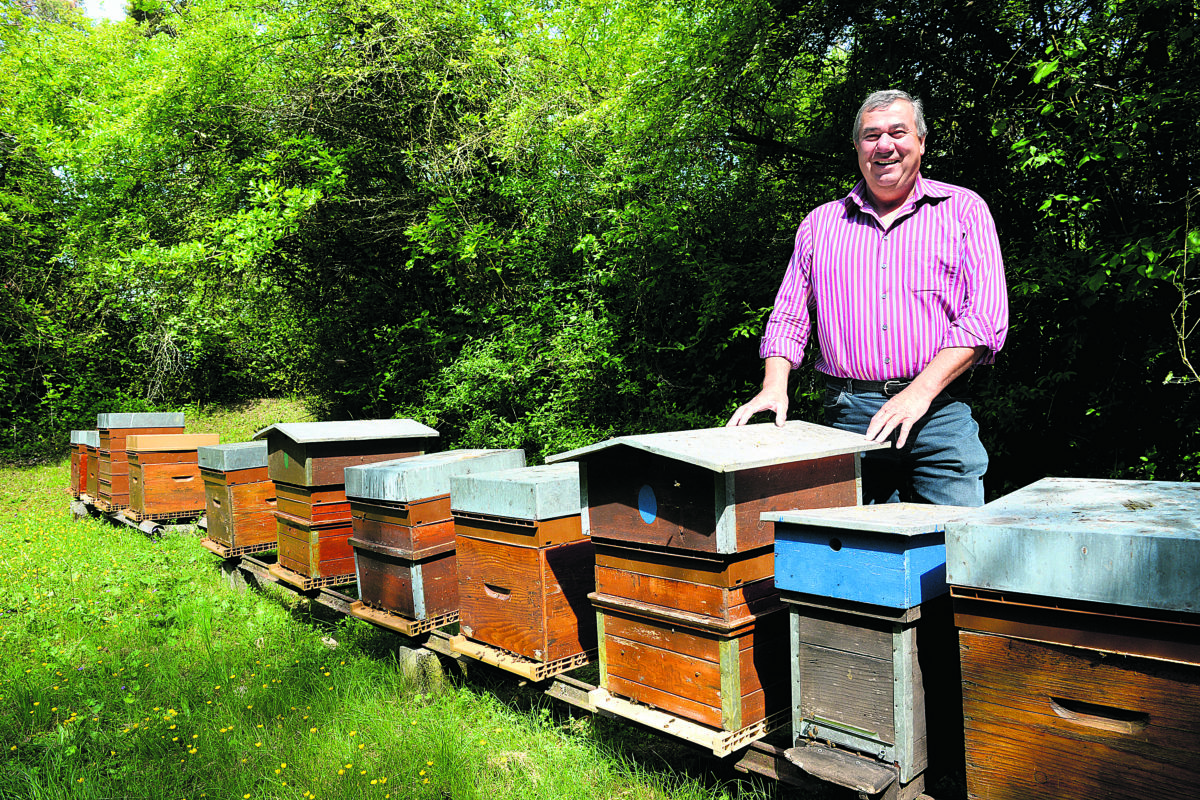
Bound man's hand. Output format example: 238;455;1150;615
727;356;792;427
864;385;935;448
865;345;986;448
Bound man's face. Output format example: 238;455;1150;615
855;101;926;207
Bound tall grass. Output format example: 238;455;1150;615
0;400;787;800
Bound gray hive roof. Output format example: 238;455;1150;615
546;420;887;472
764;502;971;537
252;419;439;444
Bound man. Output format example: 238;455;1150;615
727;89;1008;506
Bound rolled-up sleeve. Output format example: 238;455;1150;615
759;223;815;369
939;197;1009;363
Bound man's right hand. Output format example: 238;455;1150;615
726;357;792;427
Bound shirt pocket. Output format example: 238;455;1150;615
905;240;960;293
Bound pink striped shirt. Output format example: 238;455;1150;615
760;173;1009;380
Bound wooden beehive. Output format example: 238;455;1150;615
344;449;525;618
451;463;594;664
350;538;459;620
127;434;218;518
946;477;1200;800
252;419;439;581
70;430;94;498
595;598;790;733
199;441;276;552
85;431;100;498
95;413;185;509
548;422;884;737
254;420;439;488
547;421;884;554
769;504;968;786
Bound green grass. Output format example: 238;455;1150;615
0;400;803;800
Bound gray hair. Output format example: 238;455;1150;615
852;90;927;142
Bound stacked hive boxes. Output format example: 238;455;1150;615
946;478;1200;800
768;503;968;797
549;422;884;743
344;449;524;625
200;441;277;555
450;463;595;671
96;413;186;511
85;431;100;498
253;420;438;586
70;430;95;498
127;434;219;520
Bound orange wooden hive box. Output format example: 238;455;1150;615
254;419;439;582
127;434;219;519
70;430;97;498
344;448;525;621
95;413;186;510
547;421;886;738
451;462;595;665
199;441;276;552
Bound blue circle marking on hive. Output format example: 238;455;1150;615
638;484;657;524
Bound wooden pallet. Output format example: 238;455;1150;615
446;634;594;681
589;688;788;757
200;537;277;559
123;507;205;523
93;497;129;513
348;601;458;637
267;562;355;591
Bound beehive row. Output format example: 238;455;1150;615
71;417;1200;800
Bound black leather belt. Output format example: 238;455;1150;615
823;373;971;398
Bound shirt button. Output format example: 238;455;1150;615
882;292;888;300
882;323;888;331
884;357;891;365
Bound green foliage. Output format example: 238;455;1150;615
1;0;1197;487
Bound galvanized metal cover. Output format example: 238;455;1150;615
70;430;90;445
946;477;1200;613
252;419;439;444
344;449;526;502
198;441;269;472
82;431;100;448
451;463;581;521
764;502;972;537
545;421;887;473
96;412;186;428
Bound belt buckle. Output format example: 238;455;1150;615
882;380;908;397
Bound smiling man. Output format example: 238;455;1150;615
727;89;1009;506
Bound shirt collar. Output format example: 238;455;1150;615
844;173;949;216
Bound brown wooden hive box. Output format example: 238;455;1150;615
276;483;352;524
86;443;100;497
547;422;883;556
95;413;186;506
784;593;960;785
253;420;439;488
276;512;355;580
593;541;779;628
344;449;528;620
349;498;456;552
596;599;790;732
457;535;595;663
351;538;458;620
959;629;1200;800
126;434;218;517
202;470;276;550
